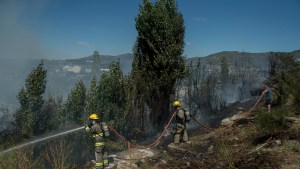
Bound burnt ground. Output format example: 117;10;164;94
80;98;300;169
134;99;300;169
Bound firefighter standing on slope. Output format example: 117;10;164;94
85;113;110;169
171;101;191;145
263;84;272;113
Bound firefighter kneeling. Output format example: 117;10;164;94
85;113;110;169
171;101;191;146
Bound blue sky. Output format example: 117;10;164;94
0;0;299;59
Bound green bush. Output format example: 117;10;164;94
289;80;300;108
106;140;127;153
257;108;288;132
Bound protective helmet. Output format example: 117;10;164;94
89;113;99;120
173;101;181;107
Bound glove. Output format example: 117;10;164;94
85;126;90;132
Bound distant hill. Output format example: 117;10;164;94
186;50;300;68
0;53;133;112
0;50;299;112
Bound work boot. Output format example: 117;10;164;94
184;140;192;144
168;142;179;148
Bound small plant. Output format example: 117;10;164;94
257;108;288;132
216;140;236;169
161;151;171;161
0;151;15;169
106;140;127;153
43;138;72;169
289;80;300;108
284;141;300;152
0;145;43;169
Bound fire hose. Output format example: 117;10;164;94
108;111;177;149
107;89;268;161
191;89;268;131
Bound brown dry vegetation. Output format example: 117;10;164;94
2;103;298;169
78;99;300;169
133;105;300;169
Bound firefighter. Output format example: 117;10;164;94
263;84;272;113
172;101;191;145
85;113;109;169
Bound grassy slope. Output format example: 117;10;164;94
138;103;300;169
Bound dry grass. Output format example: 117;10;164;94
43;138;73;169
0;145;43;169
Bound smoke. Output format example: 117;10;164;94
0;0;48;60
0;0;51;119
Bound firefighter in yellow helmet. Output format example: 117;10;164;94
85;113;110;169
171;101;191;146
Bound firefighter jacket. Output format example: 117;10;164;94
89;122;105;146
175;107;186;128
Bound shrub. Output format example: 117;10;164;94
257;108;288;132
289;79;300;108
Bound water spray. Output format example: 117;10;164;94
0;126;85;155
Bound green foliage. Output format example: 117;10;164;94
92;50;100;74
199;74;219;114
286;57;300;107
257;108;289;132
106;140;127;153
216;140;235;169
86;76;99;114
14;61;47;138
43;94;63;132
97;61;128;133
134;0;185;86
289;81;300;107
274;140;300;153
266;52;300;106
58;80;86;129
86;75;98;117
0;146;44;169
0;151;15;169
132;0;186;129
220;56;229;83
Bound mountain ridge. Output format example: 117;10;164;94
0;50;299;112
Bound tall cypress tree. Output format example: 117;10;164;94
220;56;229;84
86;75;98;117
131;0;186;130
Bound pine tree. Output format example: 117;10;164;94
14;61;47;137
43;94;63;131
220;56;229;84
267;52;300;105
59;80;86;128
97;61;127;132
131;0;186;129
92;50;100;74
86;75;98;117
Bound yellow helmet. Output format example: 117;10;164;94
89;113;99;120
173;101;181;107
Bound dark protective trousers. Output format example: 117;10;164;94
173;123;188;144
95;135;108;169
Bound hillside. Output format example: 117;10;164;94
84;98;300;169
0;50;299;168
186;50;300;68
0;50;299;125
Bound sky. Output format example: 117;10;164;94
0;0;299;60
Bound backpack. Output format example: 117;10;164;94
101;122;110;137
184;108;191;122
